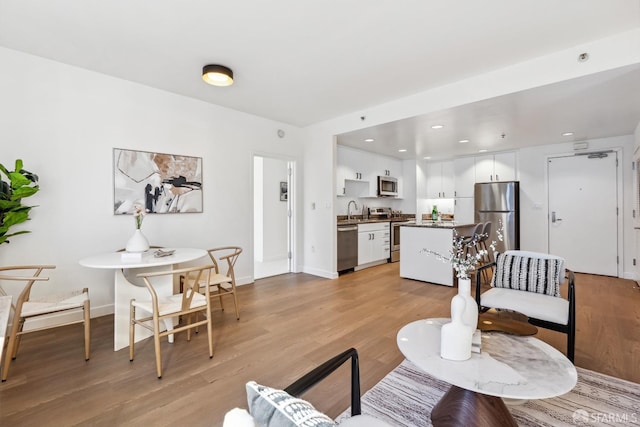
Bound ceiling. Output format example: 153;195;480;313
0;1;639;155
337;63;640;160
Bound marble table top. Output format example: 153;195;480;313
397;318;577;400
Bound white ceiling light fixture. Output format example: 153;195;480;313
459;139;469;143
364;138;374;142
398;149;407;152
562;132;574;136
431;124;444;129
202;64;234;86
478;149;488;153
423;156;432;160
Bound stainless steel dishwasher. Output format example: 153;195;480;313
337;225;358;272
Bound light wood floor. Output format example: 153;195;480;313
1;263;638;426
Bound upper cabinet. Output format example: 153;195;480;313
425;161;454;198
337;145;403;198
475;152;517;182
453;157;475;198
336;146;368;196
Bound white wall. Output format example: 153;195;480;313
302;29;640;277
0;47;304;316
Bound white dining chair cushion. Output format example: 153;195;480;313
481;287;569;325
131;292;207;316
21;290;88;317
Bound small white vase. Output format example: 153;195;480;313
125;229;150;253
457;278;478;331
441;295;472;361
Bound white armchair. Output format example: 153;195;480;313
476;250;576;362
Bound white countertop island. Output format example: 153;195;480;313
399;222;476;286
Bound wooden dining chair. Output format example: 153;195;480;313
1;265;90;381
130;264;214;378
201;246;242;320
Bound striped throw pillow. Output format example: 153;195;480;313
491;252;564;297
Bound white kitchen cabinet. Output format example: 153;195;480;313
426;161;454;199
453;157;475;198
337;145;403;198
337;145;369;196
357;222;390;267
475;152;516;182
454;197;475;224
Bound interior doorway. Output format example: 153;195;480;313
253;155;293;279
547;151;619;276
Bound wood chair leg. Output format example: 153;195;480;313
1;314;22;381
129;302;135;362
206;310;214;359
84;297;91;361
232;290;240;320
218;289;225;312
153;317;163;379
11;319;25;359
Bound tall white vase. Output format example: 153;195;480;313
457;278;478;331
125;229;150;253
441;295;472;361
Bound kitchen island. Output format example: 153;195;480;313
400;222;476;286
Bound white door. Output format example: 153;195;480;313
548;153;618;276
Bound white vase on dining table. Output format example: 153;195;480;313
125;229;150;253
456;277;478;331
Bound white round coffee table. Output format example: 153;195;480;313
397;318;577;426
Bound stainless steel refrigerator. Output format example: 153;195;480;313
474;181;519;253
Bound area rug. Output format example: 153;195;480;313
336;360;640;426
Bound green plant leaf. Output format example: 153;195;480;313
0;200;21;210
3;209;30;227
8;171;31;188
11;186;39;199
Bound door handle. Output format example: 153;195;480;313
551;212;563;223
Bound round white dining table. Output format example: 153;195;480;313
80;248;208;351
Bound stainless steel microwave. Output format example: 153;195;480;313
378;176;398;197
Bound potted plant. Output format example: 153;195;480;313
0;159;40;245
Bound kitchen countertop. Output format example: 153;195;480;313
337;217;415;226
402;221;475;229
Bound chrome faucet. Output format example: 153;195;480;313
347;200;358;221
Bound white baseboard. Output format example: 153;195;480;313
302;266;338;279
622;271;640;281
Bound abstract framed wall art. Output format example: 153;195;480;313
113;148;203;214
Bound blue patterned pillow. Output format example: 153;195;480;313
491;252;564;297
246;381;337;427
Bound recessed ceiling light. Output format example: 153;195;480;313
478;149;488;153
398;149;407;153
562;132;574;137
364;138;374;142
431;125;444;130
458;139;469;143
423;156;431;160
